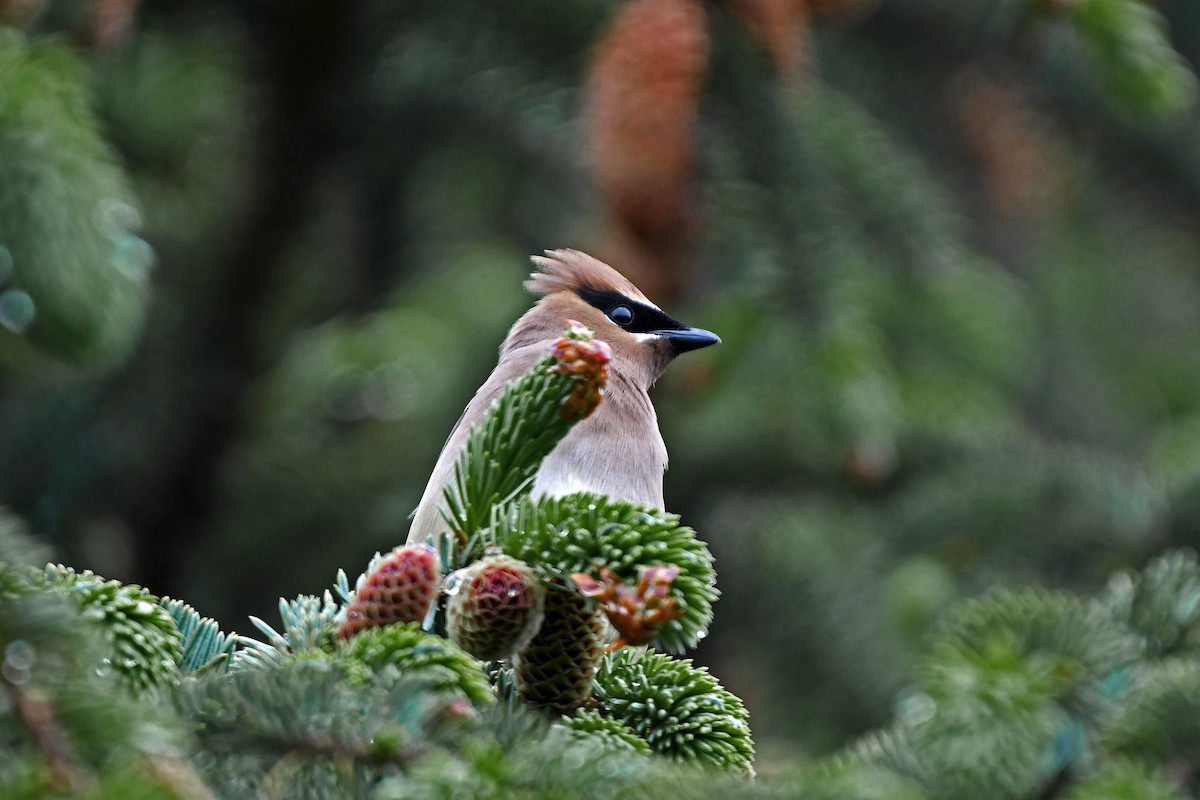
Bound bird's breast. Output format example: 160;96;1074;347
531;381;667;510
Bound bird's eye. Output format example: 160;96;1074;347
608;305;634;327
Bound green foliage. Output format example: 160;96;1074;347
1069;0;1198;117
1099;550;1200;658
178;659;457;797
0;31;150;366
3;0;1200;796
922;589;1138;715
441;353;584;549
234;592;340;669
161;596;237;674
491;492;718;652
559;709;652;755
698;82;1038;484
1062;761;1186;800
804;550;1200;799
592;649;754;773
340;622;494;705
869;701;1067;800
792;758;931;800
887;440;1163;563
376;704;655;800
41;564;182;693
0;519;196;798
1099;658;1200;764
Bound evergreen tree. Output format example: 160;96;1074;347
3;0;1200;797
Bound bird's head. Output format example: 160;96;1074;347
504;249;719;389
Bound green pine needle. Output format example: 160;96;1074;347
0;33;151;364
849;725;929;784
1100;658;1200;764
234;592;340;670
161;597;237;674
1065;758;1185;800
792;756;931;800
0;564;194;792
591;649;753;772
559;709;651;755
41;565;182;693
1062;759;1186;800
377;703;656;800
1099;549;1200;658
178;659;452;795
852;697;1066;800
340;622;494;705
440;353;581;548
1070;0;1198;118
921;588;1138;715
489;492;718;652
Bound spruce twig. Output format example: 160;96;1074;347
439;322;610;558
3;677;91;795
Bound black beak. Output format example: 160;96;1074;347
653;326;721;353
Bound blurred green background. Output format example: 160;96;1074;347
3;0;1200;763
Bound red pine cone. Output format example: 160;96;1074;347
446;554;546;661
339;544;441;639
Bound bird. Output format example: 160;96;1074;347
406;249;719;546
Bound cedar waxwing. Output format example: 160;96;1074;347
406;249;719;546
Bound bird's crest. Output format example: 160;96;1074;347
527;250;654;307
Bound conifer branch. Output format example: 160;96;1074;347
440;322;610;556
591;649;754;772
489;492;717;653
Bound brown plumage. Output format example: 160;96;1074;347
524;249;651;301
406;249;718;547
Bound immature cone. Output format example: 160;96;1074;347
446;554;546;661
572;564;685;649
513;581;609;715
547;320;611;422
339;544;441;639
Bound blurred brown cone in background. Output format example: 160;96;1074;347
730;0;811;77
88;0;140;47
953;69;1066;221
805;0;878;16
0;0;44;28
587;0;710;304
730;0;880;79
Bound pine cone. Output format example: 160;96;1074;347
513;581;610;715
588;0;709;254
338;544;441;639
446;554;546;661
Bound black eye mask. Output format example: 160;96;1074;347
577;287;684;334
576;286;721;353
